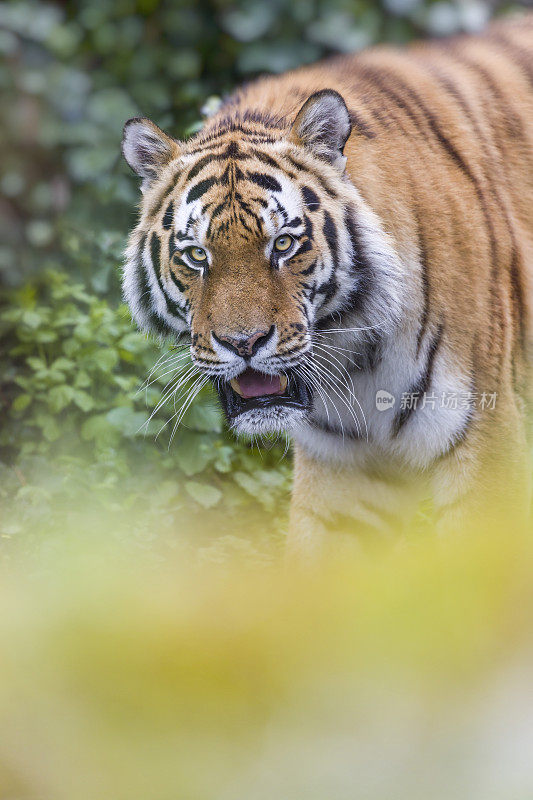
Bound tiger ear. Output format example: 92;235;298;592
122;117;181;192
289;89;351;171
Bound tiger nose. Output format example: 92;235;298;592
212;326;275;359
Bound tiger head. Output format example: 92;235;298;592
122;90;400;435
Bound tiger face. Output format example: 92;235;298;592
122;91;385;435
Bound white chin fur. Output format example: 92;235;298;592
230;407;307;436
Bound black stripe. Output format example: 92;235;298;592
509;248;527;350
186;142;252;183
448;62;525;352
393;322;444;436
174;212;197;243
247;172;282;193
303;212;313;242
149;232;187;322
359;63;493;209
415;211;430;357
359;499;399;531
237;212;254;235
251;150;281;169
363;335;384;371
186;177;217;203
315;511;386;538
168;235;176;260
299;259;318;276
162;200;174;230
220;162;245;186
363;65;501;342
223;140;239;158
308;417;361;439
137;235;169;334
438;407;475;459
132;234;172;336
340;208;374;326
316;275;338;305
316;209;374;328
188;132;277;154
296;239;313;256
362;465;410;487
343;206;359;271
234;192;264;225
490;33;533;88
286;215;302;229
322;210;338;264
168;269;187;294
273;197;288;224
451;52;526;139
285;155;337;197
356;66;427;137
348;109;376;139
302;186;321;210
148;165;180;218
208;200;228;221
373;66;478;180
186;155;215;182
423;60;525;358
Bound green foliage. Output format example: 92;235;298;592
0;272;291;550
0;0;521;550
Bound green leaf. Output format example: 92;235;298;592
118;332;151;354
34;329;58;344
173;431;214;476
185;481;222;509
106;407;148;437
12;394;31;412
51;357;75;372
95;348;119;371
71;389;94;412
74;370;91;388
233;470;286;511
81;413;116;446
233;471;259;497
214;446;234;473
40;416;61;442
48;384;75;413
26;357;46;371
21;310;44;329
182;402;222;433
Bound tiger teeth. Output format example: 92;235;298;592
230;378;244;397
279;375;288;393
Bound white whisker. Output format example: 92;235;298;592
144;364;199;427
307;355;365;438
319;355;368;440
167;376;210;446
140;354;193;395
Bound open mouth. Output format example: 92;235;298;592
216;367;311;421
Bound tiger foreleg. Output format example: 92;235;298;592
431;405;531;536
287;446;424;557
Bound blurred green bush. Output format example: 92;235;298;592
0;270;291;553
0;0;522;548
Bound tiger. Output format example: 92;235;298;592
121;12;533;553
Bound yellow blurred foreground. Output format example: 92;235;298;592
1;523;532;800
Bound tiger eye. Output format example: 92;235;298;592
189;246;207;263
274;234;294;253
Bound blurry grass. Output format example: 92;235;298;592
1;519;532;800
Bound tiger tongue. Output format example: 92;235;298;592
233;368;283;399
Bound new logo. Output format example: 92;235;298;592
375;390;396;411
